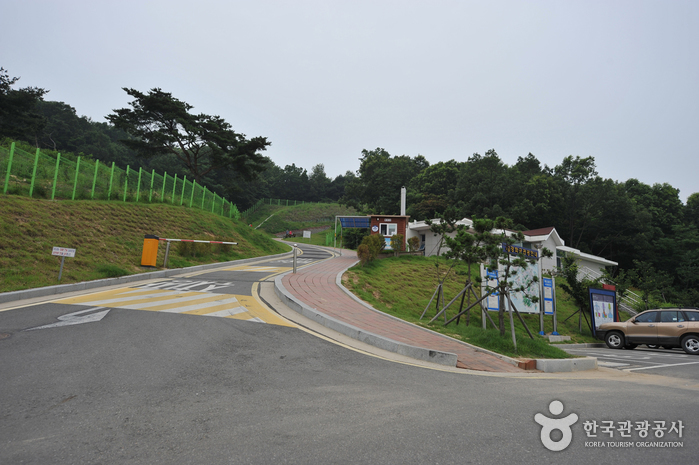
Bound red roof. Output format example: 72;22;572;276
521;227;555;237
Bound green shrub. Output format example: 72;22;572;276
358;234;385;263
390;234;404;256
357;244;371;266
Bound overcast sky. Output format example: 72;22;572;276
4;0;698;201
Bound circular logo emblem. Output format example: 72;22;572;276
371;225;379;232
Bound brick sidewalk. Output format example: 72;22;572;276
281;249;524;373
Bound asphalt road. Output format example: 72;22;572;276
1;245;698;464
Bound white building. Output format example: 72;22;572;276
406;220;617;277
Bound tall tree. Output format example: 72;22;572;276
553;155;600;248
452;150;511;220
277;164;309;200
308;163;331;201
686;193;699;228
107;88;270;184
407;159;462;220
0;68;48;144
342;148;428;214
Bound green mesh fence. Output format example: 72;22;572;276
239;198;326;219
0;142;241;220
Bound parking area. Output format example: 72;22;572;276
561;345;699;381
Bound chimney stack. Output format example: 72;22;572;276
400;187;406;216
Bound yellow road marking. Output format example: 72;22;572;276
53;287;168;305
240;285;295;327
52;284;294;326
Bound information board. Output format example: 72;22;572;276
542;277;555;315
588;288;617;336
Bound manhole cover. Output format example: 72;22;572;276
0;333;11;340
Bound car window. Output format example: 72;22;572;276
635;312;658;323
683;311;699;321
660;311;682;322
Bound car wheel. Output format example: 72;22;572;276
646;344;659;349
625;344;638;350
680;335;699;355
605;332;624;349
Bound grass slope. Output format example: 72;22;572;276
246;203;356;235
0;196;289;293
343;255;602;359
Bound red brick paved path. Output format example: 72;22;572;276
281;249;524;373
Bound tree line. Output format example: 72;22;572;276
0;68;350;210
2;67;697;306
340;148;699;307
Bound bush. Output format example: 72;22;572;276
358;234;385;263
407;236;420;252
390;234;404;256
357;244;372;266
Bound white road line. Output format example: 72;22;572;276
157;298;243;314
581;352;651;360
75;291;222;305
567;349;689;360
203;308;248;317
624;361;699;371
111;294;228;309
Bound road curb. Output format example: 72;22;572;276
273;273;459;367
0;250;294;305
333;261;535;369
535;357;598;373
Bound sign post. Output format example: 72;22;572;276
52;247;76;283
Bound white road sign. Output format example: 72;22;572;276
52;247;76;257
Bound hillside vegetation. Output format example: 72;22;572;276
0;196;289;293
246;202;357;235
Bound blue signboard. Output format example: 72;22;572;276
501;243;539;259
542;277;555;315
484;269;500;312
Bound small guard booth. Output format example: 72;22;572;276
141;235;160;267
369;215;409;251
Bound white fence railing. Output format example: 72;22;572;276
578;266;640;315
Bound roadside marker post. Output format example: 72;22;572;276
293;244;298;273
52;247;76;283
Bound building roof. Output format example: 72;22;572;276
408;217;473;232
338;216;371;228
522;227;565;247
557;245;618;267
522;227;555;236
